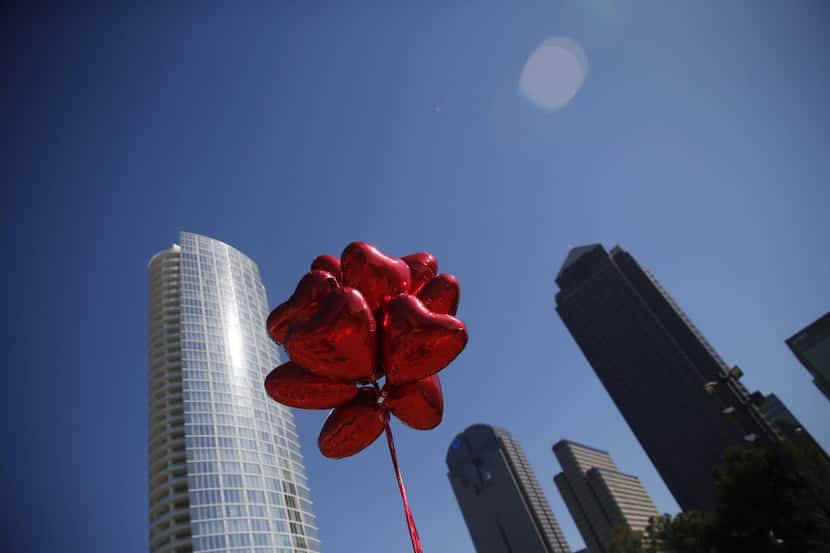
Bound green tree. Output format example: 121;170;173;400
608;524;644;553
711;442;830;553
642;441;830;553
645;512;715;553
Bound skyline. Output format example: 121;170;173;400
553;439;658;553
5;3;830;553
554;244;781;511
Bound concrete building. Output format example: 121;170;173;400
447;424;571;553
553;440;658;553
787;312;830;402
554;245;781;512
148;232;320;553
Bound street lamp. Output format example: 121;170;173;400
704;365;744;396
702;366;782;442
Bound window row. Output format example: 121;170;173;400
191;488;278;506
188;473;284;492
192;532;299;550
185;467;309;493
186;437;277;455
183;412;292;436
191;504;292;522
185;396;290;417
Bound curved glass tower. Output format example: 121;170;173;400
148;232;320;553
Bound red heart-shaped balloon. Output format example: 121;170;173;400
318;389;387;459
417;273;460;315
402;252;438;294
341;242;411;311
285;286;378;380
267;270;340;345
385;374;444;430
311;255;342;282
382;294;468;385
265;361;358;410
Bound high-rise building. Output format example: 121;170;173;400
148;232;320;553
786;312;830;402
554;245;781;512
446;424;571;553
761;393;805;439
553;440;658;553
761;393;826;456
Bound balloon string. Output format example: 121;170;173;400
384;420;424;553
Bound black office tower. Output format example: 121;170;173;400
554;245;780;512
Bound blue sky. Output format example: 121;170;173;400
4;2;829;552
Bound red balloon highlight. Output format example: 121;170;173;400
402;252;438;295
417;273;460;316
382;294;468;385
265;361;358;410
385;374;444;430
341;242;411;311
286;287;378;381
311;255;342;282
267;270;339;345
318;389;387;459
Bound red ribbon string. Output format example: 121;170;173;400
384;421;424;553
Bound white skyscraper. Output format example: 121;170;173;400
148;232;320;553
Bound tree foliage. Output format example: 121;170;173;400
644;512;715;553
608;524;644;553
645;441;830;553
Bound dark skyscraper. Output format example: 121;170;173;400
786;312;830;402
447;424;571;553
554;245;780;512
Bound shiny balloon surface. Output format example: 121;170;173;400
417;273;460;316
385;375;443;430
341;241;411;311
382;294;468;385
265;361;358;409
267;270;339;345
402;252;438;294
311;255;342;281
318;389;387;459
286;287;378;381
264;242;467;458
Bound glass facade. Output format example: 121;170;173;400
149;232;319;553
787;312;830;402
760;393;826;455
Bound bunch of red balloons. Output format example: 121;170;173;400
264;242;468;459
